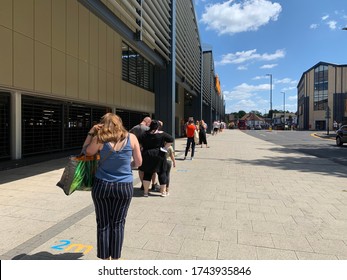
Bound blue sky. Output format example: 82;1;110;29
194;0;347;114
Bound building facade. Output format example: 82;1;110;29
297;62;347;131
0;0;224;161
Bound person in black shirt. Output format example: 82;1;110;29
139;120;174;197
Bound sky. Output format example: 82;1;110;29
194;0;347;114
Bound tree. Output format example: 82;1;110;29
238;110;246;119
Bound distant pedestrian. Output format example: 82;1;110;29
199;120;209;148
184;118;196;160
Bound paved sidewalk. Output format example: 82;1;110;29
1;129;347;260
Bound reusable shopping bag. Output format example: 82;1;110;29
56;154;100;195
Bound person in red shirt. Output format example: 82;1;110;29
184;118;197;160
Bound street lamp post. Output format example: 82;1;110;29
266;74;272;125
281;91;285;128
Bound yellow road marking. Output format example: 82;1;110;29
310;133;335;141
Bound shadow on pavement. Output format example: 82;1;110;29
12;251;84;260
231;146;347;179
0;150;80;184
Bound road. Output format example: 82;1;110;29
241;130;347;167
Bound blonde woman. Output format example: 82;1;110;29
83;113;142;260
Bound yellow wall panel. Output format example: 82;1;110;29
14;32;34;89
52;0;66;52
66;55;78;98
66;0;78;58
0;26;13;86
34;41;51;93
98;21;107;71
34;0;51;46
98;70;107;104
89;65;98;102
79;5;89;61
89;14;99;67
0;0;13;29
52;49;66;95
79;61;89;100
14;0;34;38
106;27;114;74
106;73;114;105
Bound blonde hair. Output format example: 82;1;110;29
96;113;127;143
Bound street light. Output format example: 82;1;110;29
281;91;285;128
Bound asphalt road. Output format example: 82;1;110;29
241;129;347;167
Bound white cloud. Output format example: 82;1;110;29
275;78;297;85
237;65;248;70
217;49;285;66
310;23;319;29
201;0;282;35
327;20;337;30
288;95;297;101
322;15;329;21
260;64;277;69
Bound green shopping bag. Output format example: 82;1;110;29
56;154;100;195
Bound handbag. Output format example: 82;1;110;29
194;129;199;144
56;153;100;195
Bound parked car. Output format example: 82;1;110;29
336;125;347;146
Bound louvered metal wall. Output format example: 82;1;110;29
105;0;201;95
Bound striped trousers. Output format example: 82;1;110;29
91;178;133;259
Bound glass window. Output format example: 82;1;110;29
121;42;154;92
122;43;129;81
314;65;328;111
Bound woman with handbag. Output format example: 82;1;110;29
83;113;142;260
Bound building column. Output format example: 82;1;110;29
11;92;21;160
153;0;176;138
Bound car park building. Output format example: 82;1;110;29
0;0;224;162
297;61;347;131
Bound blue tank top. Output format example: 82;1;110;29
95;136;133;182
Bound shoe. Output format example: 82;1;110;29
143;193;149;197
165;192;170;196
190;157;193;160
151;183;160;191
160;192;166;197
160;147;168;153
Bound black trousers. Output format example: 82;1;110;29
185;137;195;157
91;178;133;259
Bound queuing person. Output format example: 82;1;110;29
212;120;219;135
184;118;196;160
129;117;159;191
165;145;176;195
139;120;174;197
83;113;142;260
199;120;209;148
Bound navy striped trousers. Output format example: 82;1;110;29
91;178;133;259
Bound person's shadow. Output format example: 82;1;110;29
12;251;84;260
